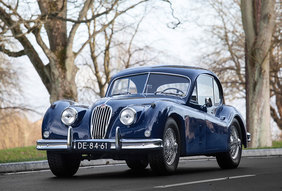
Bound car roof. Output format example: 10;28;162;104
111;65;216;81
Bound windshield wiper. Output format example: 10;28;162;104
111;92;131;96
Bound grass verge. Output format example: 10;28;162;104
0;146;46;163
244;140;282;149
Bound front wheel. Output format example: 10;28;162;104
47;151;81;177
149;118;180;175
216;119;242;169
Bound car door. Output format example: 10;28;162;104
196;74;227;152
186;80;207;155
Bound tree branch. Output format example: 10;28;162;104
270;105;282;130
74;0;148;57
47;0;119;24
0;6;51;92
67;0;94;53
31;24;57;62
0;45;25;57
162;0;181;29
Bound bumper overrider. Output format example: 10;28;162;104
37;127;163;151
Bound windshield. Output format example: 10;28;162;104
109;73;190;98
145;74;189;97
109;74;148;96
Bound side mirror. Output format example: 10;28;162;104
199;97;213;112
205;97;213;107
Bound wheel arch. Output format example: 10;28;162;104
234;115;247;148
168;113;186;156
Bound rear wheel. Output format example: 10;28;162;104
47;151;81;177
126;159;148;170
216;119;242;169
149;118;180;175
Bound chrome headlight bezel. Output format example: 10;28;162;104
61;107;78;126
119;107;137;126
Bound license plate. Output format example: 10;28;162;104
74;141;109;150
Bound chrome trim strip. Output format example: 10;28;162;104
121;139;163;149
143;72;150;93
115;126;121;150
37;140;68;150
36;138;163;150
67;126;73;148
103;106;112;138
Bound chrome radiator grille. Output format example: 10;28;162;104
90;104;112;139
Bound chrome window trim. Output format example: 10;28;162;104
107;72;191;99
191;73;223;107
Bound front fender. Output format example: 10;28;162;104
42;100;91;140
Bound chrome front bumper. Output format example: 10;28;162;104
37;127;163;151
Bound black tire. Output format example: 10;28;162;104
126;159;148;170
47;151;81;177
149;118;180;175
216;119;242;169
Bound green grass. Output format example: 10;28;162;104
0;146;46;163
272;141;282;148
244;140;282;150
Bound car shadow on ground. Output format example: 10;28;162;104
48;166;223;180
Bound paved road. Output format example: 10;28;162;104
1;156;282;191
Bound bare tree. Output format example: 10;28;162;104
0;53;20;109
0;0;149;103
241;0;276;147
270;9;282;129
200;0;281;135
77;3;157;99
201;0;246;101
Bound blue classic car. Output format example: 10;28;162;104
37;65;250;177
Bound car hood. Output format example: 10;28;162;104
88;95;186;139
92;95;185;110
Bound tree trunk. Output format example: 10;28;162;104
38;0;77;103
241;0;275;147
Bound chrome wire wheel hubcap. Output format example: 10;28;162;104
229;126;241;160
164;128;178;165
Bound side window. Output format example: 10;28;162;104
197;75;214;106
213;79;221;105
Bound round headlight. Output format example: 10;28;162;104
61;107;78;126
120;107;136;126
